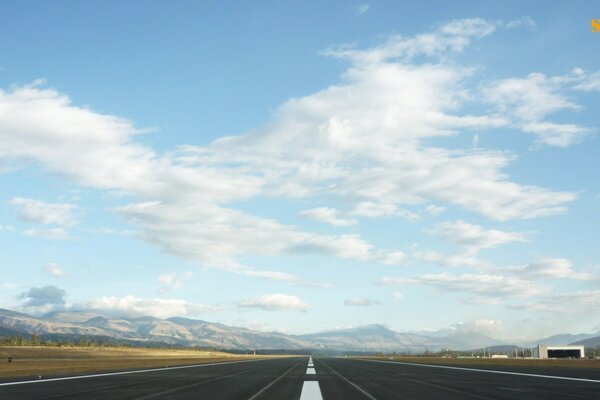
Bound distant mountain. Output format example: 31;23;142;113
0;325;24;337
297;324;444;352
0;308;506;352
438;331;505;350
570;335;600;348
526;332;600;347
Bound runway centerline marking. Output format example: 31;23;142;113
300;357;323;400
359;359;600;384
0;358;271;387
247;358;305;400
318;359;378;400
300;381;323;400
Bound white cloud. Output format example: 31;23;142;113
350;202;419;220
426;220;528;252
505;17;536;30
378;272;548;302
82;295;221;319
519;258;592;280
300;207;357;226
0;224;16;232
9;197;78;226
425;205;445;216
0;19;583;282
118;201;401;268
450;319;504;335
237;294;309;312
511;291;600;313
42;262;65;278
239;270;332;288
521;122;589;147
355;4;369;15
573;70;600;92
157;271;193;294
344;297;381;306
25;227;70;240
482;72;590;147
392;291;404;301
483;73;579;121
326;18;496;64
414;251;491;269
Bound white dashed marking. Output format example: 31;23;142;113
299;381;323;400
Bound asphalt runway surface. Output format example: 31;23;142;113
1;356;599;399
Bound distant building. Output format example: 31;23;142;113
534;345;585;359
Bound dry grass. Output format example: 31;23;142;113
0;346;268;379
358;356;600;369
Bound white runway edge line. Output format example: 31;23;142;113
360;359;600;384
0;358;271;387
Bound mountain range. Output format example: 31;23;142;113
1;308;598;353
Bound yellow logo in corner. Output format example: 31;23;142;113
592;19;600;32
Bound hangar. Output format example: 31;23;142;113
534;345;585;359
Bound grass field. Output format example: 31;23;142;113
0;346;266;379
359;356;600;369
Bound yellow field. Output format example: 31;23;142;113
358;356;600;368
0;346;266;379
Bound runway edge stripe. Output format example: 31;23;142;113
359;359;600;384
0;358;272;387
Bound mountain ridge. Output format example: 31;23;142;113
1;308;598;352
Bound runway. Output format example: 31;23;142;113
1;356;599;399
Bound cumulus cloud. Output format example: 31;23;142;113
237;294;309;312
0;19;583;283
300;207;357;226
9;197;78;226
19;285;66;312
344;297;381;306
392;292;404;301
81;295;221;319
42;263;65;278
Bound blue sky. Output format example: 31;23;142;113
1;1;599;341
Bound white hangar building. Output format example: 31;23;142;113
534;345;585;359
